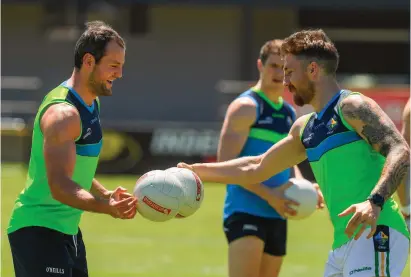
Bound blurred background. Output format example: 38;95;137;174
1;1;410;277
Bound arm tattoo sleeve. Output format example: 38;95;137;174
341;98;410;200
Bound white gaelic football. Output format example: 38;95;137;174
165;167;204;218
284;178;318;220
133;170;185;222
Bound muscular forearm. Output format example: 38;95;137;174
218;138;273;200
192;155;262;185
245;183;275;202
50;177;109;214
90;178;111;200
372;145;410;200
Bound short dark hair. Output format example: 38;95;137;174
259;39;283;65
280;29;339;75
74;21;126;69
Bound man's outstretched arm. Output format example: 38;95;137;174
180;115;309;187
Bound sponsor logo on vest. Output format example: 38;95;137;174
303;133;314;144
313;122;325;130
257;116;273;124
271;113;285;119
90;117;99;124
83;127;92;139
326;117;338;134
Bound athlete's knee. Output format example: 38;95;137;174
259;254;283;277
228;236;265;277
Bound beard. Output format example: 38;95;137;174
88;70;112;97
290;81;315;107
293;93;305;107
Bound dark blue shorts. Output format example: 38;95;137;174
8;226;88;277
223;212;287;256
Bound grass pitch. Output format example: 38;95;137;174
1;163;409;277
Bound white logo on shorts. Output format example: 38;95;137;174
46;267;65;274
243;224;258;231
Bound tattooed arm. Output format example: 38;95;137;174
398;99;410;212
340;94;410;201
338;93;410;239
401;99;410;146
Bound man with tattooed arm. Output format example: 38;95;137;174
398;98;410;231
178;29;410;277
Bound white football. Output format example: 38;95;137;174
284;178;318;220
165;167;204;218
133;170;185;222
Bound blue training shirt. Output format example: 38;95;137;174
223;88;296;220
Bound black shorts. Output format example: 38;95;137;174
223;212;287;256
8;226;88;277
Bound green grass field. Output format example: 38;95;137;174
1;163;410;277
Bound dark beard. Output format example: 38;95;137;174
293;81;315;107
293;94;305;107
89;72;112;96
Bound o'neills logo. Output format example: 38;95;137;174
143;196;171;215
192;172;202;201
46;267;65;274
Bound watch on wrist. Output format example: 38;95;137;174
367;193;385;211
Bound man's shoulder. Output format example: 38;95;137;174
224;90;258;123
40;83;71;106
230;89;259;110
236;89;258;102
40;103;81;141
